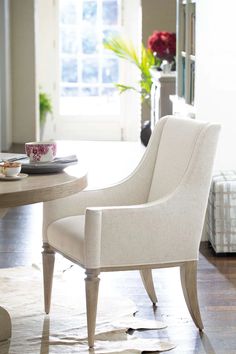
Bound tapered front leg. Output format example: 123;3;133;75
180;261;204;330
85;269;100;348
42;242;55;314
139;269;158;305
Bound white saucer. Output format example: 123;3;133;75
0;173;28;181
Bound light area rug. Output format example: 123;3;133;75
0;264;175;354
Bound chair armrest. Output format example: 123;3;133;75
85;122;220;268
43;180;145;225
84;187;204;268
43;118;168;242
43;178;148;242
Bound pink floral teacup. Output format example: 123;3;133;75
25;141;57;163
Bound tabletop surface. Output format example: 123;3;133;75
0;159;87;208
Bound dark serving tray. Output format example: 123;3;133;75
21;155;78;174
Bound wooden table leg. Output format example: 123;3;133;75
0;208;12;341
0;209;8;218
0;306;11;341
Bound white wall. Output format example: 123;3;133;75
195;0;236;169
10;0;38;143
0;0;3;150
0;0;12;150
141;0;176;123
142;0;176;45
37;0;57;141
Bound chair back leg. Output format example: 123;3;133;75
85;269;100;348
180;260;204;330
139;269;158;305
42;242;55;314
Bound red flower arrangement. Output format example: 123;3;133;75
148;31;176;64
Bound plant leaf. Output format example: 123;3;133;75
115;84;139;94
104;36;156;104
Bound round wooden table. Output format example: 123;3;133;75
0;166;87;341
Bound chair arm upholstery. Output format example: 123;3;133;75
84;185;205;269
43;179;148;242
43;118;168;242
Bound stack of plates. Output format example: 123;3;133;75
20;155;78;174
0;154;78;174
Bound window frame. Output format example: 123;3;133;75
51;0;141;141
59;0;122;117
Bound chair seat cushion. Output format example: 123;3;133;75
47;215;85;265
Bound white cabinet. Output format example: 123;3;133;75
173;0;196;117
150;70;176;130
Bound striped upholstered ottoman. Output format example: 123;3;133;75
207;171;236;253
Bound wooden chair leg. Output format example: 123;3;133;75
85;269;100;348
139;269;157;305
180;260;204;330
42;242;55;314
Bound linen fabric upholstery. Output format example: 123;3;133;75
45;116;220;269
48;215;85;265
42;117;168;242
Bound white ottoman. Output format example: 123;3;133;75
207;171;236;253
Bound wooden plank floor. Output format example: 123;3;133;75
1;141;236;353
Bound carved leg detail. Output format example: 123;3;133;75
42;242;55;314
85;269;100;348
139;269;157;305
180;261;204;330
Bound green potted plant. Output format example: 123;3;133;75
104;33;176;104
39;91;53;140
104;34;176;146
103;36;158;106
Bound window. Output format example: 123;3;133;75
37;0;141;141
59;0;121;116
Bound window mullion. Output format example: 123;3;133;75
97;0;102;97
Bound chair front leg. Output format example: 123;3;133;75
85;269;100;348
180;260;204;330
42;242;55;314
139;269;157;305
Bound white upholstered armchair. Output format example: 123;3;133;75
42;116;220;348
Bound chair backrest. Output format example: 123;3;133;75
147;116;220;202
